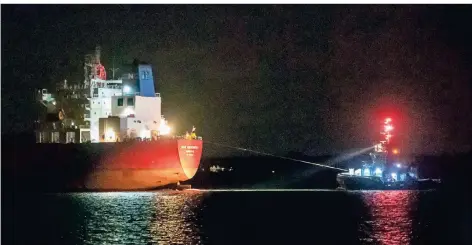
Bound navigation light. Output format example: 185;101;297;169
123;85;131;93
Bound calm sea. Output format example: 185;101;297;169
3;190;471;245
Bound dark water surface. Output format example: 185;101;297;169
4;190;471;245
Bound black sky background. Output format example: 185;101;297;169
2;5;472;156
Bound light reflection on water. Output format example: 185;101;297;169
149;192;204;245
360;191;416;245
71;191;204;244
7;189;468;244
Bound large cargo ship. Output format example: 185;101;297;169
4;46;203;192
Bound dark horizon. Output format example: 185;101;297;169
2;5;472;156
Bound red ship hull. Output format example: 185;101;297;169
4;139;203;191
86;139;203;190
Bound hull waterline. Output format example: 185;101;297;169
336;173;441;190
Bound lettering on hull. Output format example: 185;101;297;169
180;145;200;157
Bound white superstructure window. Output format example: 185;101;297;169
127;98;134;106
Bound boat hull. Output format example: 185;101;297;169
336;173;441;190
337;174;386;190
3;139;203;192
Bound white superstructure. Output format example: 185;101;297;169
34;46;175;144
85;78;168;142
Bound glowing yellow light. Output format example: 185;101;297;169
392;149;399;155
140;129;150;139
159;120;171;135
105;128;116;141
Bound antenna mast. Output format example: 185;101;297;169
110;56;119;80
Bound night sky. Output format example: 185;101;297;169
2;5;471;156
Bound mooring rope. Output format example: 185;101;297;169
204;141;348;171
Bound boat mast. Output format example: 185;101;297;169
382;117;395;167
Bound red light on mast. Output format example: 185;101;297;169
96;64;107;80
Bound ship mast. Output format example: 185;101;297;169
378;117;401;168
370;117;395;171
110;55;119;80
382;117;394;167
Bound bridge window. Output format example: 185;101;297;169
117;98;123;106
127;98;134;106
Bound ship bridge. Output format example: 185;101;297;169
88;63;169;143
